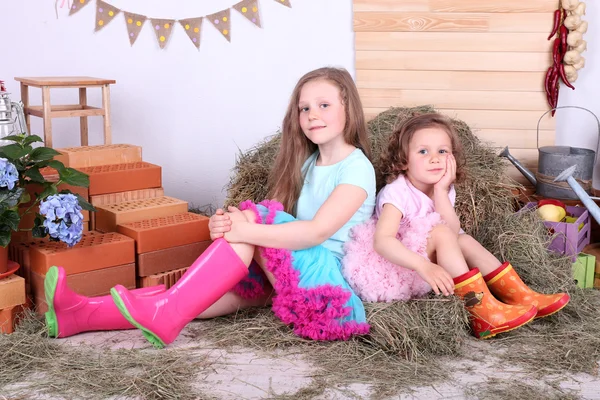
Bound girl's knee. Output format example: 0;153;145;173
430;224;457;241
457;233;474;245
241;209;258;223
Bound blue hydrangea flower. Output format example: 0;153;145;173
0;158;19;190
39;193;84;247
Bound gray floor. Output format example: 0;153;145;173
43;321;600;400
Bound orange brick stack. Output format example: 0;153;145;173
0;267;27;333
4;143;211;318
117;214;210;288
27;231;135;314
74;146;211;288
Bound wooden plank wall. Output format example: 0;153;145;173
354;0;557;186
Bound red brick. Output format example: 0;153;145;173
0;275;26;309
77;162;161;196
34;296;48;315
90;188;165;207
30;263;136;300
139;266;189;290
9;240;38;295
95;196;188;233
0;303;28;334
55;144;142;168
137;240;211;277
118;213;209;254
29;231;135;276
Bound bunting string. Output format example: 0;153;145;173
67;0;292;50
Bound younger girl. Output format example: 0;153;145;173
101;67;377;347
343;113;569;339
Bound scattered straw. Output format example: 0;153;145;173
189;298;468;397
0;310;215;400
465;377;581;400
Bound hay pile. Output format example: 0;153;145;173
223;106;600;381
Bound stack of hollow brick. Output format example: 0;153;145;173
0;267;27;333
85;145;211;289
8;144;210;316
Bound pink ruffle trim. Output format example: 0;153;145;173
231;261;267;300
242;199;370;341
343;213;444;302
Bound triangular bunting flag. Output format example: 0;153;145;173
179;18;203;50
69;0;92;16
124;12;147;46
207;9;231;42
233;0;262;28
150;19;176;49
95;0;121;32
273;0;292;8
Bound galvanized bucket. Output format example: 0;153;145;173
536;106;600;200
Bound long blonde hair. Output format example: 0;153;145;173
268;67;370;214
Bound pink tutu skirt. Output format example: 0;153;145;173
342;213;444;302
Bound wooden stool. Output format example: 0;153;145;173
14;76;116;148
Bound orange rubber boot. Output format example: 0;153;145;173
454;268;537;339
484;262;570;319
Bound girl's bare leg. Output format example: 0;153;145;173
197;209;277;318
457;234;502;275
425;224;470;278
197;286;274;319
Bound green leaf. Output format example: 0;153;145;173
23;135;44;146
39;185;58;200
0;188;25;209
0;144;29;160
29;147;61;162
59;168;89;188
75;193;96;212
47;160;66;173
24;167;46;183
0;135;24;143
0;209;20;231
32;215;47;238
19;191;31;205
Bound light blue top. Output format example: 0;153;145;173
296;148;376;260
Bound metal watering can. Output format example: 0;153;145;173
500;106;600;200
0;89;29;144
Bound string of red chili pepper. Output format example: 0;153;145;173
546;7;575;116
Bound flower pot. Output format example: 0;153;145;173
0;245;8;274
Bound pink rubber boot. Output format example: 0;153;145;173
111;238;249;348
44;266;166;338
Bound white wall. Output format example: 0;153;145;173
1;0;354;208
3;0;599;196
556;1;600;187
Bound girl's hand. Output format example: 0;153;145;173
208;208;231;240
416;261;455;296
434;154;456;193
222;206;249;243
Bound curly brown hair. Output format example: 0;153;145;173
379;112;466;186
